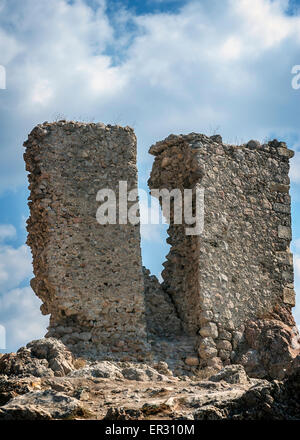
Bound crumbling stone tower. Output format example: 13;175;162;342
23;122;299;378
148;133;298;370
24;121;148;358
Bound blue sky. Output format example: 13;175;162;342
1;0;300;352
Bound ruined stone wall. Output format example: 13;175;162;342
148;139;203;336
143;267;183;338
149;134;296;366
23;121;298;374
24;121;148;359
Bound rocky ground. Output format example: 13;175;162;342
0;338;299;420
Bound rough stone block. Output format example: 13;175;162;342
278;225;292;240
199;322;218;339
270;183;290;193
283;288;296;307
273;203;290;214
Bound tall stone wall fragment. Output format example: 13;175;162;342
148;133;299;368
24;121;148;359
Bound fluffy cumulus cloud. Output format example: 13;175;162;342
295;254;300;274
290;153;300;182
0;224;48;351
1;0;300;189
0;287;48;351
0;224;16;242
0;244;32;289
0;0;300;349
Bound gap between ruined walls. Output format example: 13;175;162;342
23;121;300;378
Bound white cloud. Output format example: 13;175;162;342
233;0;296;49
290;152;300;183
0;224;16;242
220;36;242;61
294;254;300;277
0;27;22;65
0;0;119;191
31;79;54;105
0;222;47;351
0;244;32;291
140;224;164;242
0;286;48;351
0;0;300;193
139;196;166;242
293;238;300;251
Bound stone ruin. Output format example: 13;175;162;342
148;134;299;377
23;121;300;379
24;122;148;360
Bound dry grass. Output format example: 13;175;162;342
194;366;219;380
73;358;87;370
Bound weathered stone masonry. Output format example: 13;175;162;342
24;122;300;377
148;134;297;368
24;121;148;359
